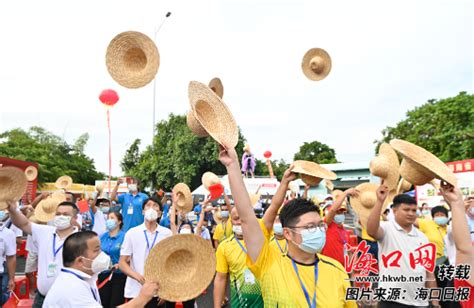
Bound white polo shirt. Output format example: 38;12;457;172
32;223;77;295
0;225;16;273
121;223;172;298
92;211;106;236
378;220;429;306
43;267;101;308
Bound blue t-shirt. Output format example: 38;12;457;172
160;204;170;228
118;192;148;231
100;230;125;273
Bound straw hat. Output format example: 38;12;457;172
186;112;209;137
396;178;412;194
249;193;261;208
144;234;216;302
55;176;73;190
325;179;334;191
301;48;332;81
0;167;28;206
208;78;224;99
292;160;337;186
390;139;457;186
369;143;400;191
202;172;220;190
24;166;38;181
243;143;250;152
332;189;348;208
172;183;193;213
51;192;67;203
35;197;62;223
106;31;159;89
349;183;386;229
188;81;238;149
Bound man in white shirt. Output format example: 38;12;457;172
0;215;16;306
119;198;172;307
367;185;440;308
44;230;160;308
6;200;79;308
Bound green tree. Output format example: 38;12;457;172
255;158;289;181
120;139;141;175
0;127;105;184
376;92;474;161
293;141;338;164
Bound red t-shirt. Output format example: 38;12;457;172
321;220;348;267
454;279;473;308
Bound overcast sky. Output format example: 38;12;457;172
0;0;472;177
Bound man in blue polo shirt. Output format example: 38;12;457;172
111;178;148;231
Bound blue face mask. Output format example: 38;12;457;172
296;229;326;254
422;210;430;216
470;208;474;215
220;211;229;218
416;210;421;216
106;219;117;231
334;214;345;225
434;216;449;226
0;211;6;221
273;223;283;235
101;207;110;214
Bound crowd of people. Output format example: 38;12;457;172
0;143;473;308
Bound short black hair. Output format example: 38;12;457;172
63;231;97;267
431;206;448;217
96;198;110;207
279;198;320;228
108;211;123;229
58;201;79;215
392;194;417;208
179;222;194;233
64;191;76;203
142;196;162;211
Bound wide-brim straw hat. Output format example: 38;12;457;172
186;112;209;137
106;31;160;89
202;172;220;190
249;193;261;208
35;197;62;223
243;143;250;152
24;166;38;181
349;183;386;229
51;192;67;203
188;81;238;149
396;178;412;194
55;176;73;190
390;139;457;186
144;234;216;302
301;48;332;81
369;143;400;191
173;183;193;213
208;78;224;99
0;167;28;205
292;160;337;186
325;179;334;191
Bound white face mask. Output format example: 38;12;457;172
128;184;138;193
53;215;71;230
144;208;158;221
82;251;111;274
180;228;192;234
232;225;243;235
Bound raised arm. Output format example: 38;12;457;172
302;184;310;200
223;193;232;208
110;179;122;202
262;164;296;232
6;200;32;235
218;145;264;262
90;190;100;214
169;203;178;235
366;184;388;240
326;188;358;225
30;192;49;209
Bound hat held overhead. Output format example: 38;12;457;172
24;165;38;181
301;48;332;81
0;166;28;210
172;183;193;213
55;175;73;190
369;143;400;191
292;160;337;186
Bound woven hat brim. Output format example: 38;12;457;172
292;160;337;180
396;178;412;194
0;201;8;210
188;81;238;149
301;48;332;81
325;179;334;191
370;143;400;190
24;166;38;181
202;172;220;190
55;176;73;189
144;234;216;302
390;139;457;186
349;183;379;229
173;183;193;213
208;78;224;99
187;112;209;137
0;167;28;202
34;198;61;223
106;31;160;89
249;193;261;207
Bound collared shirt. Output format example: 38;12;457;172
321;220;348;267
43;267;101;308
120;223;172;298
378;220;429;306
0;225;16;273
32;223;77;295
100;230;125;271
118;192;148;231
213;220;234;243
91;209;106;236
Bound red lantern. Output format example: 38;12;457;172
208;183;224;200
99;89;119;107
263;151;272;159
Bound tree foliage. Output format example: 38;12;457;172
376;92;474;161
120;139;141;175
255;158;290;181
0;127;104;184
293;141;338;164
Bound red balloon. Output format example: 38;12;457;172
263;151;272;159
99;89;119;106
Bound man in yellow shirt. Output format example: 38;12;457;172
212;194;233;248
218;146;355;307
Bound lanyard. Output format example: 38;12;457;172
291;259;318;308
274;237;287;254
235;237;247;254
52;234;64;259
144;230;159;253
61;269;100;303
222;222;227;239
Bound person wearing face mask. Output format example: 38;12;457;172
321;188;358;267
419;202;432;220
89;194;110;237
111;178;149;231
98;212;126;307
0;209;16;306
218;146;355;307
212;193;233;248
43;231;160;308
159;198;172;229
119;197;172;307
6;199;79;308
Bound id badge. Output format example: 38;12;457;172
127;205;133;215
47;262;57;278
243;269;255;284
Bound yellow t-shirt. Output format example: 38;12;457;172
417;219;447;259
247;240;356;307
361;227;376;242
269;237;288;255
213;219;233;243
